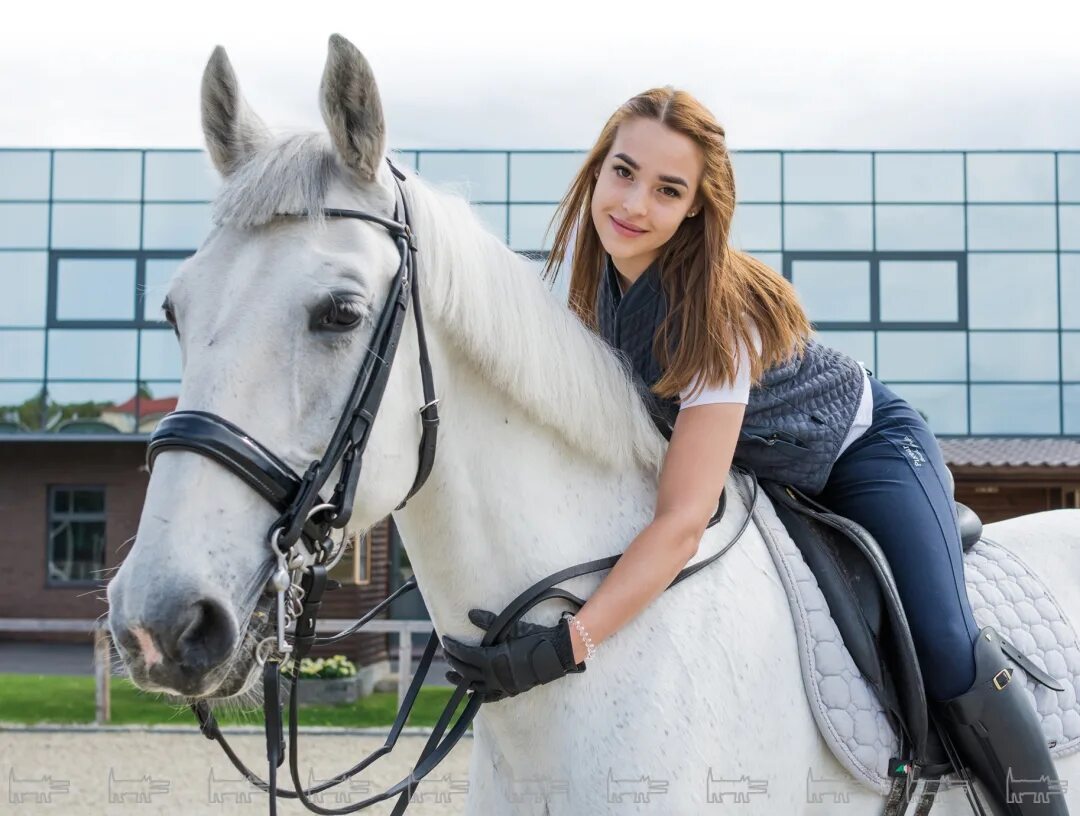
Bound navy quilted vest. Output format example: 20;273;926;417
596;255;866;495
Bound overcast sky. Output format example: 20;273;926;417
2;0;1079;152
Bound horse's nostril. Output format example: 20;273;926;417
166;598;237;673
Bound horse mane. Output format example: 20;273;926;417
210;133;665;475
404;174;666;476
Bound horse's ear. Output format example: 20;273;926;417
200;46;270;177
319;34;386;185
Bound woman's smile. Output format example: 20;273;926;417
610;214;647;237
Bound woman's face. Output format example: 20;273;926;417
590;116;705;280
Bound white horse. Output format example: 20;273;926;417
106;34;1080;814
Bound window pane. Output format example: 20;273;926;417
791;260;870;322
970;332;1059;382
966;154;1055;202
47;329;137;379
751;252;783;274
53;151;141;201
879;261;958;322
970;384;1059;434
48;516;106;582
1059;154;1080;202
967;205;1056;250
71;489;105;514
509;153;583;201
0;252;47;326
1065;385;1080;434
1063;255;1080;329
784;206;872;250
874;153;964;203
968;254;1057;329
142;257;186;322
46;381;136;432
144;151;218;201
730;205;781;250
783;154;871;202
471;204;507;242
137;382;180;432
0;329;45;378
509;204;557;251
732;152;781;202
0;204;49;249
877;332;966;381
0;382;45;431
875;205;964;251
1060;206;1080;252
1062;333;1080;381
143;204;212;250
813;330;875;372
0;151;50;200
139;330;181;379
883;383;967;434
56;258;136;321
52;488;71;514
417;152;506;202
51;204;140;249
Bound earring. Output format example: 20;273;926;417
687;210;698;217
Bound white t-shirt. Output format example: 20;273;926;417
678;321;762;408
678;324;875;463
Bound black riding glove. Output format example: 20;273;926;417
442;609;586;703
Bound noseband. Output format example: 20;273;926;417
142;159;757;815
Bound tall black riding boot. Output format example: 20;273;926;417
934;626;1069;815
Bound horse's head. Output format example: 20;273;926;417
107;35;428;698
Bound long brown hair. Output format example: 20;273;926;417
542;87;812;402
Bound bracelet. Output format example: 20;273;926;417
566;614;597;661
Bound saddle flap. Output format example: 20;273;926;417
761;481;931;764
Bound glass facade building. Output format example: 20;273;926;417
1;148;1078;437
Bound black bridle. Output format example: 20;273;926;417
143;159;757;815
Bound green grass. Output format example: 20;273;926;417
0;674;471;729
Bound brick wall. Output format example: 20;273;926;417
0;441;392;668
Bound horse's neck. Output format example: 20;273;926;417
393;335;658;638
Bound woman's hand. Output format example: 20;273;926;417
442;609;586;703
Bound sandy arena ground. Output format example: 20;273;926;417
0;727;472;815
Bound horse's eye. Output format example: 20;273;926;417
315;297;367;333
161;299;180;338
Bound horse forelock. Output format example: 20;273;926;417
402;173;666;476
210;132;342;229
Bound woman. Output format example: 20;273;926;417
442;88;1065;814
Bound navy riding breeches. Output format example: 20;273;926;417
812;375;980;702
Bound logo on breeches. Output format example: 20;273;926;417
898;435;927;469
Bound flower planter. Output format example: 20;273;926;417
295;675;360;706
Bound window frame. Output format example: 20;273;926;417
783;250;968;331
48;249;190;329
45;484;107;588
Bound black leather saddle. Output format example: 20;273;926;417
760;477;1063;778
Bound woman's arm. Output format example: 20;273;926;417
567;399;747;662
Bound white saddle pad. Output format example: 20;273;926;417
747;483;1080;795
